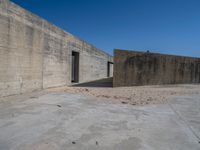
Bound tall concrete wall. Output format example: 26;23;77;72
113;49;200;87
0;0;113;97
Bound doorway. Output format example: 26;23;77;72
71;51;79;83
107;61;113;77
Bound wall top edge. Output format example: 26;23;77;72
114;49;200;60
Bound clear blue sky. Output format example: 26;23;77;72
11;0;200;57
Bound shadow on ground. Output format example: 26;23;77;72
72;77;113;88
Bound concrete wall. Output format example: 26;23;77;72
0;0;113;97
113;49;200;87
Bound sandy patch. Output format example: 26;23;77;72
47;84;200;105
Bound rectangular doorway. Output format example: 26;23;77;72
71;51;79;83
107;61;113;77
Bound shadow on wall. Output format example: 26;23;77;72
72;77;113;88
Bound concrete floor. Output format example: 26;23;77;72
0;91;200;150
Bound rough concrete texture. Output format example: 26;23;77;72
0;90;200;150
0;0;112;97
114;49;200;87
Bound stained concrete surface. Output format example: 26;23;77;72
114;49;200;87
0;91;200;150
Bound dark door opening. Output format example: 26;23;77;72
107;61;113;77
71;51;79;83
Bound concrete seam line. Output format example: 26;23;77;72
167;100;200;141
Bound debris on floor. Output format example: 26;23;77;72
48;84;200;106
30;96;38;99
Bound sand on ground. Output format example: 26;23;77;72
48;84;200;105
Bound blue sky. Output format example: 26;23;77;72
11;0;200;57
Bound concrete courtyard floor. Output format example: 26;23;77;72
0;88;200;150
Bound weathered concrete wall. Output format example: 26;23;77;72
0;0;112;97
113;49;200;87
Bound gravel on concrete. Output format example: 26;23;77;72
48;84;200;105
0;90;200;150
